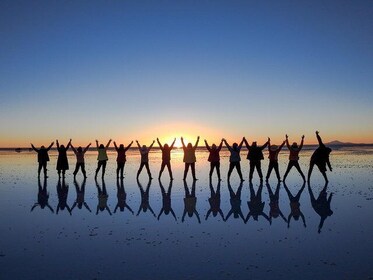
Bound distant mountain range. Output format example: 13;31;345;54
325;140;373;146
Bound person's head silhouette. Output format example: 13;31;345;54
99;144;105;149
119;144;124;149
252;141;257;147
233;143;238;150
187;143;192;149
292;142;298;149
77;147;83;153
211;144;217;150
164;144;169;149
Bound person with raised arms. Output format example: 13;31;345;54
223;138;245;182
71;142;91;179
56;139;72;178
244;137;269;182
95;139;112;179
181;136;200;181
283;134;306;182
114;140;133;179
204;139;223;181
136;140;155;180
308;131;332;183
31;141;54;178
265;138;286;182
157;138;176;180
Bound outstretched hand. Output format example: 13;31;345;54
302;135;305;139
316;131;319;135
285;134;288;139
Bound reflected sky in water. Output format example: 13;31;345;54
0;148;372;279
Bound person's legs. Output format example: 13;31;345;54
95;161;102;178
266;161;274;181
191;163;196;180
81;163;87;178
209;162;214;178
216;162;221;180
236;163;244;181
183;163;190;180
294;162;305;181
38;162;43;177
73;163;80;177
227;162;234;181
166;162;173;180
307;162;314;182
101;160;107;178
159;162;166;179
116;162;121;178
256;161;263;180
249;161;255;181
121;162;125;178
145;162;152;179
283;161;294;181
137;162;145;178
274;161;281;181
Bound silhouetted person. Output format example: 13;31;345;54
245;182;270;224
308;131;332;183
157;138;176;180
181;136;200;181
56;177;72;215
158;179;177;221
114;177;134;214
308;182;333;233
31;141;54;178
137;178;156;217
114;140;133;178
223;138;245;182
205;139;223;181
283;182;306;228
225;181;245;222
71;177;91;213
205;180;224;221
31;177;54;213
56;139;72;178
71;142;91;179
182;180;200;223
283;134;306;182
136;140;155;180
244;137;269;182
266;139;286;182
95;178;112;215
95;139;112;179
266;182;287;224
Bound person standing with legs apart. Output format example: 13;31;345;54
181;136;200;181
31;141;54;178
114;140;133;178
283;134;306;182
205;139;223;181
136;140;155;180
266;138;286;182
308;131;332;183
71;142;91;179
244;137;269;182
223;138;245;182
56;139;71;178
95;139;112;179
157;138;176;180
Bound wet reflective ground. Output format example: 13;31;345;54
0;147;372;279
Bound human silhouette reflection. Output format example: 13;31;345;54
182;180;201;223
308;182;333;233
158;179;177;221
283;182;306;228
205;180;224;221
56;177;72;215
245;182;270;223
95;178;112;215
266;182;287;224
136;178;156;217
114;178;134;214
71;178;91;213
31;177;54;213
225;181;244;222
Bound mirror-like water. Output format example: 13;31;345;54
0;147;372;279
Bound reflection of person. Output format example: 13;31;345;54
181;136;200;181
158;179;177;221
308;182;333;233
308;131;332;183
95;178;112;215
114;141;133;179
182;180;201;223
157;138;176;180
283;134;306;182
244;137;269;182
204;139;223;181
284;182;306;228
114;178;134;214
266;139;286;182
245;182;270;223
137;179;155;217
136;140;155;180
31;141;54;178
71;142;91;179
56;177;72;215
266;182;287;224
205;181;224;221
95;139;112;179
31;178;54;213
223;138;245;182
225;181;245;222
71;178;91;213
56;139;72;178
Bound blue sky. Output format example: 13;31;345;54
1;0;372;146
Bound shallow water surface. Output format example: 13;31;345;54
0;147;372;279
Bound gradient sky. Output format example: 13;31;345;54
1;0;372;147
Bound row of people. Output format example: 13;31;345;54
31;131;332;183
31;177;333;233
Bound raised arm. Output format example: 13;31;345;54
299;135;304;150
170;138;176;149
243;137;249;149
114;141;118;151
204;140;211;151
47;142;54;151
31;144;38;152
149;140;155;150
56;140;60;149
125;141;133;151
285;135;290;149
218;140;223;151
279;140;286;152
157;138;163;150
316;131;324;146
106;139;112;149
194;136;200;149
66;139;72;150
261;137;270;150
181;137;186;148
223;139;231;150
238;138;245;149
95;140;99;149
71;144;77;154
84;143;91;153
267;139;271;150
136;140;141;149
